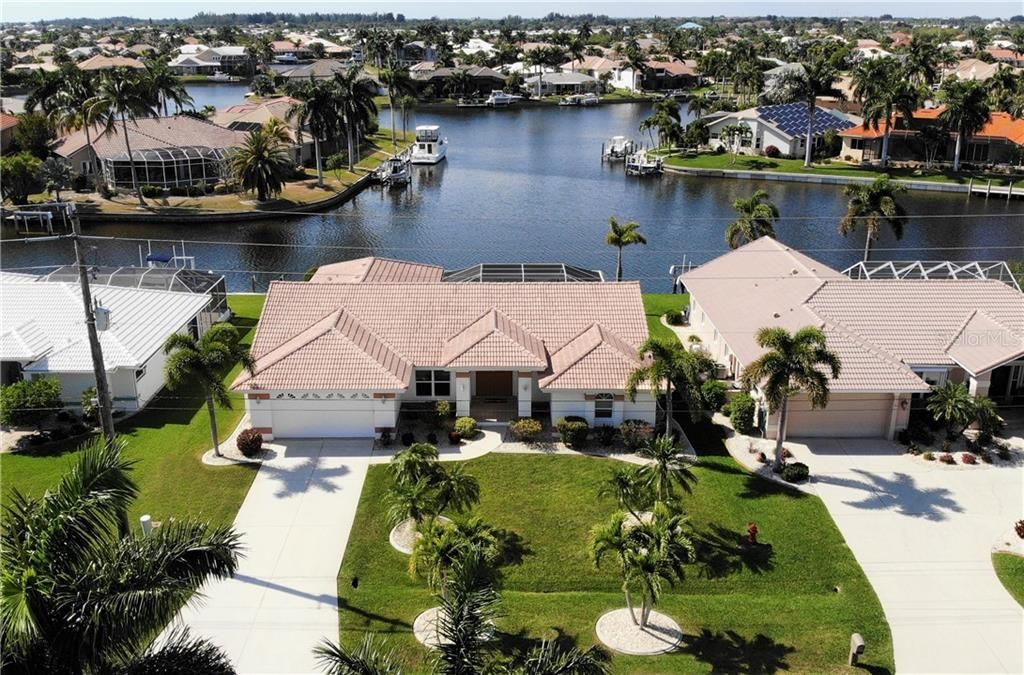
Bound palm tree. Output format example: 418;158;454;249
229;127;293;202
410;516;502;593
636;434;697;503
776;54;844;167
48;71;97;169
627;338;714;435
389;442;440;485
839;175;908;261
504;641;610;675
524;47;549;97
377;63;414;151
927;380;975;439
567;35;586;71
386;478;438;531
398;94;417;137
262;117;294;145
446;68;475;99
435;546;502;675
250;73;277;97
605;216;647;281
687;92;710;119
314;634;401;675
246;36;275;75
599;465;652;521
852;58;921;167
431;462;481;514
940;78;991;172
39;157;75;201
146;61;193;115
741;326;842;469
86;67;159;205
902;37;947;86
1;438;241;673
163;323;255;458
287;77;339;186
22;68;64;114
332;65;379;171
725;189;779;249
720;123;752;165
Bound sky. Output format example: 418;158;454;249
2;0;1021;23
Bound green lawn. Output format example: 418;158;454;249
663;153;1024;188
335;418;894;673
643;293;689;342
993;552;1024;608
0;295;265;528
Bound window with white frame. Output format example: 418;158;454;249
594;393;614;419
415;369;451;397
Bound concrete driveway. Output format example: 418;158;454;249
172;439;373;674
787;438;1024;674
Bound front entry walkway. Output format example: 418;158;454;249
171;439;373;674
786;438;1024;674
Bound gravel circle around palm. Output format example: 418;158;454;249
413;607;449;649
596;608;683;655
389;516;452;554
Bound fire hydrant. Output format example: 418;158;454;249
747;522;759;545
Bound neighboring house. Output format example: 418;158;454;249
167;46;249;74
840;108;1024;166
411;64;506;97
889;32;913;48
127;43;157;56
277;59;351;81
987;48;1024;68
76;53;145;71
212;96;314;163
399;41;437;66
682;237;1024;440
704;103;856;157
642;59;699;90
51;115;247;188
524;71;601;96
456;38;496;56
232;257;655;438
0;271;217;412
942;57;1008;81
0;112;18;153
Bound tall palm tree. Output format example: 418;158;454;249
1;438;241;673
86;67;159;205
852;58;921;167
163;323;255;458
636;434;697;503
839;175;908;261
720;123;753;165
22;67;65;115
605;216;647;281
446;68;475;99
524;47;549;97
741;326;842;469
567;35;586;72
145;61;193;115
287;77;339;186
687;92;710;119
940;78;991;172
626;338;714;435
435;546;502;675
901;37;947;86
229;127;293;202
48;71;97;167
332;65;379;171
398;94;417;138
314;634;401;675
39;157;75;201
725;189;779;249
776;54;844;167
377;63;414;152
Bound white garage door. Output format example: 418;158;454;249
270;400;375;438
785;394;892;438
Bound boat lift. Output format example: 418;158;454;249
5;201;77;235
138;240;196;270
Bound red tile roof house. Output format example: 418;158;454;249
231;258;656;439
682;238;1024;440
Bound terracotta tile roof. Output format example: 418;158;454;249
841;109;1024;145
645;59;697;76
76;54;145;70
235;279;647;392
0;113;18;131
52;116;247;160
944;311;1024;375
442;309;547;369
540;324;647;390
309;257;444;284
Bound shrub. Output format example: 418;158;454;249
908;421;935;446
756;451;767;463
379;430;393;446
961;452;977;465
140;184;163;198
1015;520;1024;539
997;446;1012;461
434;400;454;430
425;431;437;445
595;425;616;446
556;417;589;448
922;451;935;461
98;182;116;199
49;427;68;441
80;386;98;423
781;462;809;483
0;378;62;427
509;417;543;442
236;428;263;458
619;419;653;450
979;450;993;464
939;452;956;465
401;432;415;446
764;144;780;158
454;417;477;438
664;309;684;325
729;392;756;435
687;334;702;343
701;380;728;413
896;428;911;445
70;422;87;435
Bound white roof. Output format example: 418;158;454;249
0;279;210;373
415;125;440;131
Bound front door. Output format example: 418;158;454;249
475;371;513;397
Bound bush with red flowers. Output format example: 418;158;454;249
961;452;977;465
764;145;780;158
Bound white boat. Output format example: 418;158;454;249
602;135;635;161
579;92;600;106
410;125;447;164
484;90;521;106
275;53;299;64
208;71;239;82
625;151;664;176
377;156;411;187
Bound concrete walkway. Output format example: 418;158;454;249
783;437;1024;674
172;439;373;674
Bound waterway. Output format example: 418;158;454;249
3;102;1022;291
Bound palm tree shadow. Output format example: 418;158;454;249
336;596;412;633
692;524;775;579
680;628;794;673
814;470;963;521
493;527;533;567
739;472;806;500
496;626;580;662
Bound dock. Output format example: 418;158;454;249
967;178;1024;200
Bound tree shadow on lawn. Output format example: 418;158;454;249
738;473;807;501
680;628;794;674
496;627;593;663
692;524;775;579
739;159;780;171
336;597;413;634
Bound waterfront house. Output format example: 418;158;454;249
212;97;315;164
839;108;1024;166
167;46;249;75
51;115;246;188
232;257;655;438
703;103;856;157
524;71;601;96
682;237;1024;440
75;53;145;71
410;64;506;97
642;59;699;90
0;269;222;412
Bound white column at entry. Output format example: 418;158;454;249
455;372;471;417
517;372;533;417
969;372;991;397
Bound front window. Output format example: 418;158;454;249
594;393;614;419
415;369;451;397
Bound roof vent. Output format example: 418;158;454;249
94;301;111;331
791;269;799;275
772;312;781;319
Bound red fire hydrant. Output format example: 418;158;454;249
747;522;759;545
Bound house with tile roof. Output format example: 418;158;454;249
232;258;655;438
703;103;857;158
682;238;1024;440
0;112;18;153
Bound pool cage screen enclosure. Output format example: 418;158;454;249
100;146;232;188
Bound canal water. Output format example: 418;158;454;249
3;102;1022;291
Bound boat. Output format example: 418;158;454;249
602;135;635;161
275;53;299;64
625;151;663;176
579;92;600;106
376;155;411;187
208;71;239;82
484;90;522;107
410;125;447;164
559;93;599;106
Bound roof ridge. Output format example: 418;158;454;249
540;324;640;388
942;309;980;352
